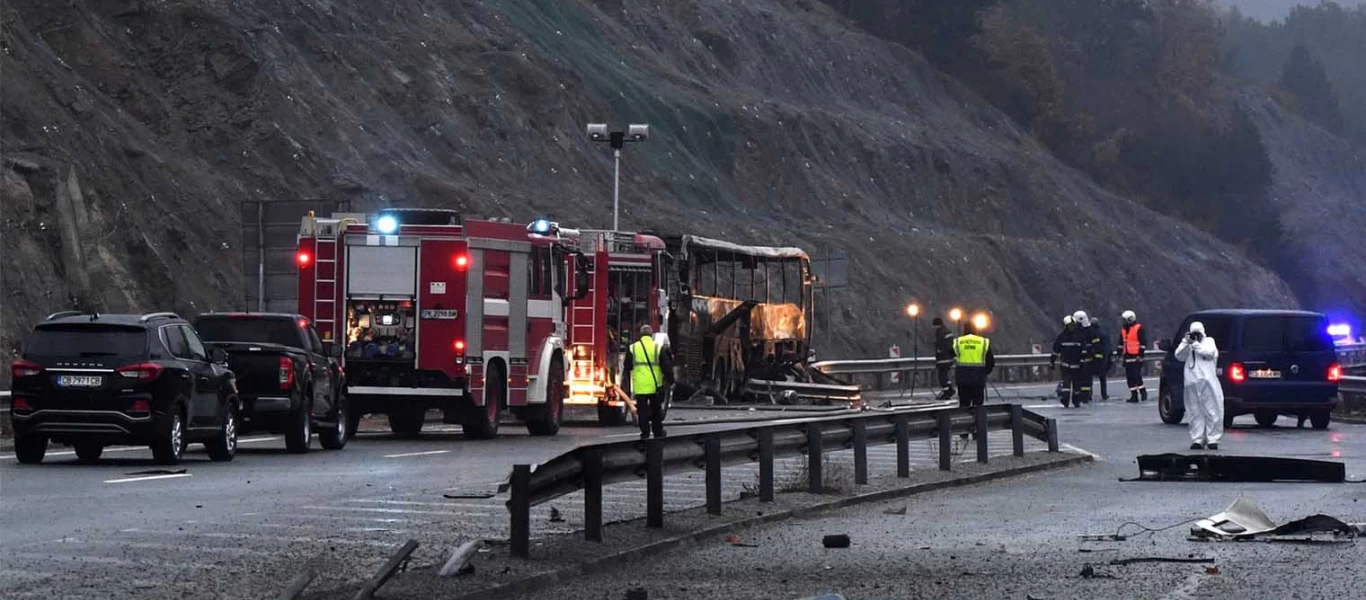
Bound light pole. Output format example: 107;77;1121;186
972;312;991;333
949;307;964;336
905;303;921;399
587;123;650;231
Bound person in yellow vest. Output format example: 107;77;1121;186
953;320;996;409
621;324;674;439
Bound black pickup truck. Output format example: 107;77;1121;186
192;313;349;452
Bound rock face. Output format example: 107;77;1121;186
0;0;1298;368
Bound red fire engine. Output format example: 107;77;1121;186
296;209;576;438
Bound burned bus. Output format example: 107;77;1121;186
661;235;818;403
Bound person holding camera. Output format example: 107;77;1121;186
1175;321;1224;450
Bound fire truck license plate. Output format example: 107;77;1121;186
420;309;458;320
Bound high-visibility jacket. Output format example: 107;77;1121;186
954;335;989;366
1121;323;1147;357
629;336;665;396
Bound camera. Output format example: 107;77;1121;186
1188;332;1203;342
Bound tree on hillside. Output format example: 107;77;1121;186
1278;43;1345;132
1152;0;1222;113
974;6;1066;140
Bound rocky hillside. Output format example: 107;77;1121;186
1;0;1298;365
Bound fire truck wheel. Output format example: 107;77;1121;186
526;355;565;436
464;364;506;439
387;408;426;438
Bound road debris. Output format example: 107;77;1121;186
1078;564;1116;579
126;469;187;476
1190;497;1360;541
549;507;565;523
439;540;481;577
352;539;419;600
625;588;648;600
883;505;907;515
724;534;759;548
1108;556;1213;566
1124;454;1345;483
822;534;851;548
442;491;497;500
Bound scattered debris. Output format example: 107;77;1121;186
351;539;419;600
549;507;564;523
276;568;316;600
625;588;648;600
443;491;497;500
126;469;187;476
1205;566;1220;575
796;595;846;600
1124;454;1345;483
1078;534;1126;542
439;540;481;577
1191;498;1359;541
1109;556;1213;566
883;505;908;515
822;534;851;549
1078;564;1116;579
723;534;758;547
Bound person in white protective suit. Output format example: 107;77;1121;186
1174;321;1224;450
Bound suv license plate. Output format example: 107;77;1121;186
57;375;103;387
1249;369;1281;379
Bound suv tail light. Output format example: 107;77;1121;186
12;397;33;412
116;363;164;381
1229;362;1246;384
11;359;44;379
129;399;151;413
1328;364;1342;382
279;356;295;390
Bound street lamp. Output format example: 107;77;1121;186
972;312;990;332
904;303;922;399
949;307;964;335
587;123;650;231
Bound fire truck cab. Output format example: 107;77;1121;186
530;221;668;426
297;209;574;438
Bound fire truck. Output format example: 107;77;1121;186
296;209;581;438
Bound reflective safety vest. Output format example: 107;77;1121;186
1122;323;1143;356
954;335;989;367
630;336;665;396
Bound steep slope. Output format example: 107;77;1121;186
1238;91;1366;322
0;0;1295;364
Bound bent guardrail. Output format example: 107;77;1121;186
503;403;1059;558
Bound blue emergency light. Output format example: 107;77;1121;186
376;214;399;234
531;218;552;234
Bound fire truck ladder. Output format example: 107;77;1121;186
313;229;338;340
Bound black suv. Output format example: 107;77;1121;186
1158;310;1341;429
9;312;240;464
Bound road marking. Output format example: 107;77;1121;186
1160;573;1205;600
119;528;400;548
0;436;279;460
273;513;422;524
302;505;494;517
342;499;501;509
383;450;451;458
103;473;193;484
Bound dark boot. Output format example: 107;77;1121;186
1140;388;1148;402
1127;392;1139;404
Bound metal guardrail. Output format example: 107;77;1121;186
1341;376;1366;395
812;350;1167;376
503;403;1058;558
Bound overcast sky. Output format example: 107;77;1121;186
1216;0;1366;21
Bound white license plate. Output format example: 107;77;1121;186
1249;369;1281;379
57;375;103;387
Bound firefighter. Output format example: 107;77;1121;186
1072;311;1102;404
953;320;995;410
1118;310;1149;403
1051;315;1088;407
932;317;956;400
1084;313;1113;401
1175;321;1223;450
621;324;674;439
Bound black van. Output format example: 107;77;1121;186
1158;310;1341;429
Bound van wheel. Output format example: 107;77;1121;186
1310;412;1331;430
526;355;564;436
285;396;312;454
1254;412;1278;428
152;406;187;465
464;364;505;440
15;435;48;464
205;403;239;462
1158;386;1183;425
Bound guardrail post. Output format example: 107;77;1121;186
510;464;531;559
1046;418;1060;453
705;434;722;515
758;428;775;502
852;420;868;485
1010;405;1025;458
584;450;604;542
647;439;664;528
975;405;989;464
807;424;823;494
937;412;952;471
895;415;910;478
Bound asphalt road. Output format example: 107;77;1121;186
510;397;1366;600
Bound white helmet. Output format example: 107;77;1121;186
1121;310;1137;323
1063;315;1074;326
1072;310;1090;328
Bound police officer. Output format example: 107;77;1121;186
953;320;995;409
1118;310;1149;403
1051;315;1089;407
621;324;674;439
932;317;956;400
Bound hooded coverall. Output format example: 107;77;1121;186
1175;321;1224;446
